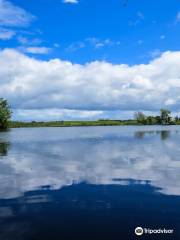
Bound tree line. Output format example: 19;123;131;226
0;98;180;129
134;109;179;125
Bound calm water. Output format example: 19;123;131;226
0;126;180;240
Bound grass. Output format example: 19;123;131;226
9;119;138;128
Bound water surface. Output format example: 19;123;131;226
0;126;180;239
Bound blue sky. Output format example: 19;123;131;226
2;0;180;64
0;0;180;120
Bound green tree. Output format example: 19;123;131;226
160;109;171;125
146;116;157;125
134;112;146;124
175;116;179;124
155;116;161;124
0;98;12;129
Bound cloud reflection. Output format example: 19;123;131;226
0;126;180;199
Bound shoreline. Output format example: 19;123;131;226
8;120;180;128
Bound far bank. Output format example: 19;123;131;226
9;119;180;128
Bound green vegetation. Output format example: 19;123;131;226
160;109;171;125
9;109;180;128
9;119;137;128
0;98;12;130
134;109;175;125
1;98;180;129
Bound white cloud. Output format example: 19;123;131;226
149;49;161;58
0;49;180;120
63;0;79;4
165;99;175;106
67;38;121;52
87;38;121;49
87;38;114;49
22;46;52;54
14;109;103;121
0;28;15;40
66;41;85;52
17;36;42;45
0;0;35;27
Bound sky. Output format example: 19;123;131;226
0;0;180;121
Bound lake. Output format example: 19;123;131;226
0;126;180;239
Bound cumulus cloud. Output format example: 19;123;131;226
0;49;180;119
0;0;35;27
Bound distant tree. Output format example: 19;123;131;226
134;112;146;124
155;116;161;124
146;116;157;125
160;109;171;125
0;98;12;129
175;116;179;124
